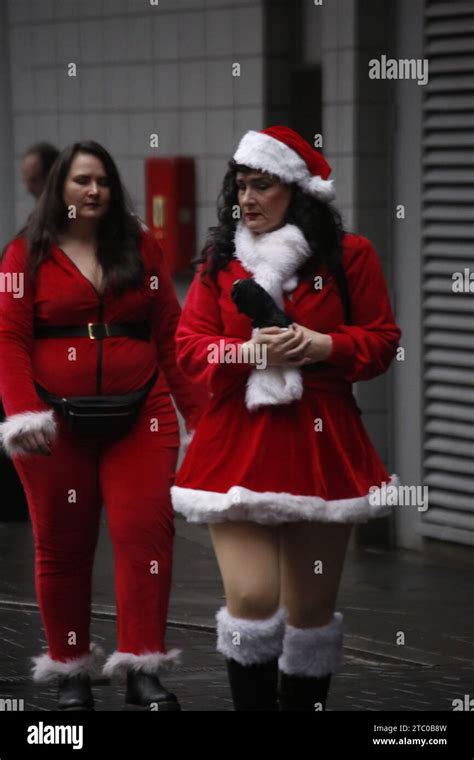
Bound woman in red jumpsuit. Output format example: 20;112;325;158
171;126;402;711
0;141;206;710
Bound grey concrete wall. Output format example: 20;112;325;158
392;0;424;550
0;1;15;244
353;0;396;504
7;0;265;249
320;0;399;544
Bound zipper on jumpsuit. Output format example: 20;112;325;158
96;295;104;395
54;247;105;396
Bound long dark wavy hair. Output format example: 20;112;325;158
13;141;145;294
196;160;345;282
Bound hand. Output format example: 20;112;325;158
286;323;334;364
254;324;333;366
10;430;52;456
245;325;314;368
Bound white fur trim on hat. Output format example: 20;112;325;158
233;130;336;201
301;175;336;201
0;409;57;457
102;649;182;679
31;643;105;683
216;607;286;665
171;474;400;525
279;613;344;677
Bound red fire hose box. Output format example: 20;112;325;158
145;157;196;274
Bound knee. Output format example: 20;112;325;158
227;586;280;621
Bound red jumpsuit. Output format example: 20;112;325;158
0;231;207;678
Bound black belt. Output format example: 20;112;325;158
34;322;151;341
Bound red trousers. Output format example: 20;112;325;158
13;386;179;663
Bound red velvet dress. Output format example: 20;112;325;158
171;233;402;525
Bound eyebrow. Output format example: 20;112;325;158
236;176;273;184
72;173;108;180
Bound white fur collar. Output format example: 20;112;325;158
233;221;311;306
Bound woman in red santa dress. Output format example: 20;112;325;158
0;141;206;711
171;126;402;711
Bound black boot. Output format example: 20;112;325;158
279;672;332;711
225;658;279;711
125;670;180;711
57;674;94;711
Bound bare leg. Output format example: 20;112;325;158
209;521;283;710
278;521;354;710
209;521;280;618
280;521;353;627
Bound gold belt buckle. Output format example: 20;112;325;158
87;323;110;339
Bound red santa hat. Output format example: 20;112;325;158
233;125;335;202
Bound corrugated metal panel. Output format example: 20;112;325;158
421;0;474;545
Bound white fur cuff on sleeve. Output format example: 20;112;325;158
179;429;195;458
0;409;57;457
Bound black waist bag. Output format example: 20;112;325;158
34;369;159;437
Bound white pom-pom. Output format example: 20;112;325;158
302;176;336;201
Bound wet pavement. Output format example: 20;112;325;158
0;513;472;712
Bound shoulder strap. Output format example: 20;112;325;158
331;259;352;325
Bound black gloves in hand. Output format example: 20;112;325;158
231;279;292;329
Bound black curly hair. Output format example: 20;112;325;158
195;159;345;282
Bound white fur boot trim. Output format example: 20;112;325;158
102;649;182;679
0;409;57;457
216;607;287;665
279;613;344;677
31;643;104;683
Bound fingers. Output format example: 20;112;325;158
285;337;312;360
253;323;318;367
13;430;52;456
271;327;306;350
21;433;37;453
254;327;291;344
257;326;288;335
33;430;52;456
278;325;308;353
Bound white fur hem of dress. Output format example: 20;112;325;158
171;474;400;525
31;643;104;682
103;649;182;679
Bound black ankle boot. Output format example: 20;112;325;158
225;658;279;711
125;670;181;711
57;674;94;711
279;672;332;711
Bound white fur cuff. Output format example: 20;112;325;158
31;643;104;683
179;429;195;457
279;613;344;677
216;607;286;665
0;409;57;457
102;649;182;679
